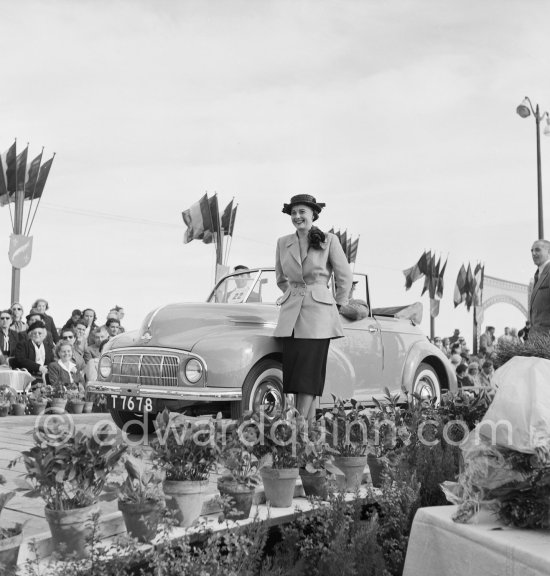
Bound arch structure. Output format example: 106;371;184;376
476;275;529;331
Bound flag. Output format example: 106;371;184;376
16;146;28;191
428;256;440;299
349;238;359;264
430;298;440;318
421;251;433;296
3;142;17;194
203;194;220;245
339;230;348;257
346;237;352;263
221;199;233;235
473;263;484;306
417;250;428;275
0;150;8;207
228;204;238;236
24;151;43;199
454;264;467;307
464;263;475;310
403;251;426;290
33;155;54;199
182;193;214;244
436;258;447;299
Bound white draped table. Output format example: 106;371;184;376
403;506;550;576
0;369;34;392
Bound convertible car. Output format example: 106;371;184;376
87;268;457;431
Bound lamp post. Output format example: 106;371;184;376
516;96;550;239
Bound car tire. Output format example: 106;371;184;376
233;358;292;419
109;409;156;435
413;362;441;403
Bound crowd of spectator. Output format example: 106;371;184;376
0;299;126;386
431;323;530;388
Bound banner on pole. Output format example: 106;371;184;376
9;234;33;268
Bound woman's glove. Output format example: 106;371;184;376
338;299;369;321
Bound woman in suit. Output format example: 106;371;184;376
274;194;352;422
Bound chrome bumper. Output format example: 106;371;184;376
86;381;242;402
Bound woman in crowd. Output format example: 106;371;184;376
32;298;59;343
48;340;85;391
274;194;352;422
61;309;82;333
9;303;27;333
82;308;99;344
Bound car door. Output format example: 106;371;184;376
320;274;383;405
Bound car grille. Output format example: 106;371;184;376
110;353;179;387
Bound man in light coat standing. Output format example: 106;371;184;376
529;239;550;338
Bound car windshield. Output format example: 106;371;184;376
208;269;281;304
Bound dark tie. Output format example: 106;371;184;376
535;269;540;285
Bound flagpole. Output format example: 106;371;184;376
11;146;24;303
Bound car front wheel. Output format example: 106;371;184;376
412;362;441;404
109;409;157;435
236;358;293;418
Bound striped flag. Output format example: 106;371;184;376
454;264;467;307
473;263;485;306
228;204;238;236
16;146;28;191
221;199;234;235
24;151;43;199
182;193;214;244
436;258;447;299
33;155;54;199
465;263;474;310
403;251;426;290
339;230;348;257
421;251;433;296
203;194;220;245
4;142;17;194
348;238;359;264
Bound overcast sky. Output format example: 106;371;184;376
1;0;550;342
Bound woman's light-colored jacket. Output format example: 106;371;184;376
274;232;353;339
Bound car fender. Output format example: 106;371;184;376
401;340;457;393
191;326;281;389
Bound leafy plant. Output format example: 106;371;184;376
249;408;305;469
116;453;164;504
218;417;263;489
0;475;22;541
296;420;333;473
151;409;221;481
12;421;127;510
320;396;370;457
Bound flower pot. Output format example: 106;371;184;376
260;467;299;507
0;404;9;417
45;503;100;559
0;527;23;571
367;454;385;488
163;480;208;527
31;401;47;415
299;468;330;500
67;400;85;414
83;401;94;413
217;478;255;520
11;403;26;416
333;456;368;492
118;499;164;542
50;398;67;414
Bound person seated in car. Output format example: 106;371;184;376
13;321;54;379
227;265;261;303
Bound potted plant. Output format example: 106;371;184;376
114;452;165;542
49;384;67;414
82;390;95;413
11;393;27;416
321;396;370;491
217;416;263;519
13;420;127;558
0;389;12;417
251;408;304;508
151;409;220;527
66;387;85;414
297;420;334;499
28;387;48;415
0;475;23;572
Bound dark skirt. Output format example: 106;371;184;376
282;336;330;396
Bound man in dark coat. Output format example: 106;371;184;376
13;321;54;378
529;240;550;338
0;310;19;357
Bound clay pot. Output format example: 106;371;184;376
45;503;100;558
333;456;368;492
0;526;23;571
11;403;26;416
163;480;208;527
260;467;299;507
118;499;164;542
299;468;330;500
217;478;255;520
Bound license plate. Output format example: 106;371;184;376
110;395;154;413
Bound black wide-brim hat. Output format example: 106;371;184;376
282;194;326;220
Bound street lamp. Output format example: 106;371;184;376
516;96;550;239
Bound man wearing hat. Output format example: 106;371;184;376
12;320;54;377
274;194;352;422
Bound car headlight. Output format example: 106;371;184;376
183;358;203;384
98;355;112;379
